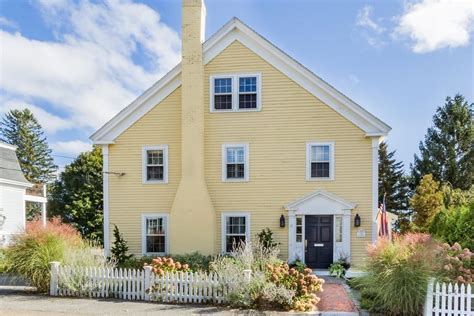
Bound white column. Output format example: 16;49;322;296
288;212;296;262
371;137;381;243
42;184;47;227
102;145;110;256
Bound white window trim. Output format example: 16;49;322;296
221;212;251;253
141;213;169;256
210;73;262;112
142;145;168;184
221;143;249;182
306;142;335;181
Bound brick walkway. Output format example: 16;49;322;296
317;283;357;313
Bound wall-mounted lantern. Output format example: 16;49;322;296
354;213;361;227
280;215;285;228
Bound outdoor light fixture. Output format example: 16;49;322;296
354;214;361;227
280;215;285;228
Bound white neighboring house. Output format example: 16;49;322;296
0;141;47;246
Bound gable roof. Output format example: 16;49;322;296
0;142;32;187
91;18;391;144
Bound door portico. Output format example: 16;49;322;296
285;189;355;266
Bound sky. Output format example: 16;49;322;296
0;0;473;172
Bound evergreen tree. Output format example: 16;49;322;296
110;225;133;264
410;174;444;231
378;141;410;212
411;94;473;190
0;109;57;183
48;147;103;242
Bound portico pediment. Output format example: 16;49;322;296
284;189;356;216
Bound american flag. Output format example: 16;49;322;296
378;194;389;238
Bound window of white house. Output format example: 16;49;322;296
296;217;303;242
335;216;342;243
210;74;261;112
142;145;168;184
222;144;249;181
141;214;168;255
306;142;334;180
221;213;250;253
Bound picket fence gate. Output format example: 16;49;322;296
49;262;248;304
424;279;473;316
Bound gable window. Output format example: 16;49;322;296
210;74;261;112
221;212;250;253
214;78;233;110
239;77;257;109
142;145;168;184
141;214;168;255
306;142;334;180
222;144;249;182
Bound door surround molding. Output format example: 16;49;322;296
285;189;355;265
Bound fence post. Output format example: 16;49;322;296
144;265;152;301
424;278;434;316
243;269;252;284
50;261;60;296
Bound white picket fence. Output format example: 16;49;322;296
49;262;248;304
424;279;473;316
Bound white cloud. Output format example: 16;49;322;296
356;5;385;33
0;99;71;134
51;140;92;156
394;0;474;53
0;16;17;29
0;0;180;132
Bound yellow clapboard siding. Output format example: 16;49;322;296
108;40;374;267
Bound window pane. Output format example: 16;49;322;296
311;162;330;178
296;235;302;242
311;145;329;161
147;218;165;235
214;95;232;110
147;166;164;180
146;236;165;253
296;217;302;225
227;163;245;179
226;235;246;252
239;77;256;92
296;226;302;234
239;94;257;109
226;216;246;234
147;150;163;165
226;147;244;164
335;216;342;242
214;78;232;93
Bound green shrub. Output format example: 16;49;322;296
329;262;346;278
289;259;306;273
110;225;133;265
256;228;278;249
430;203;474;250
170;252;214;271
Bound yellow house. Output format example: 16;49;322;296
91;0;390;270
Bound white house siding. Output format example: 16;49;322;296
0;183;26;245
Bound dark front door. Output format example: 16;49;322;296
305;215;333;269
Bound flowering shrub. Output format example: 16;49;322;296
266;263;323;311
436;242;472;284
145;257;190;276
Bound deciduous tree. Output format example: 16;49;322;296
410;174;444;230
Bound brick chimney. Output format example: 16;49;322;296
169;0;215;254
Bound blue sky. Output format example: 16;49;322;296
1;0;473;172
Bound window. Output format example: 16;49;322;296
239;77;257;109
296;217;303;242
222;144;249;182
141;214;168;255
335;216;342;242
210;74;261;112
306;142;334;180
214;78;232;110
142;145;168;184
221;213;250;253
